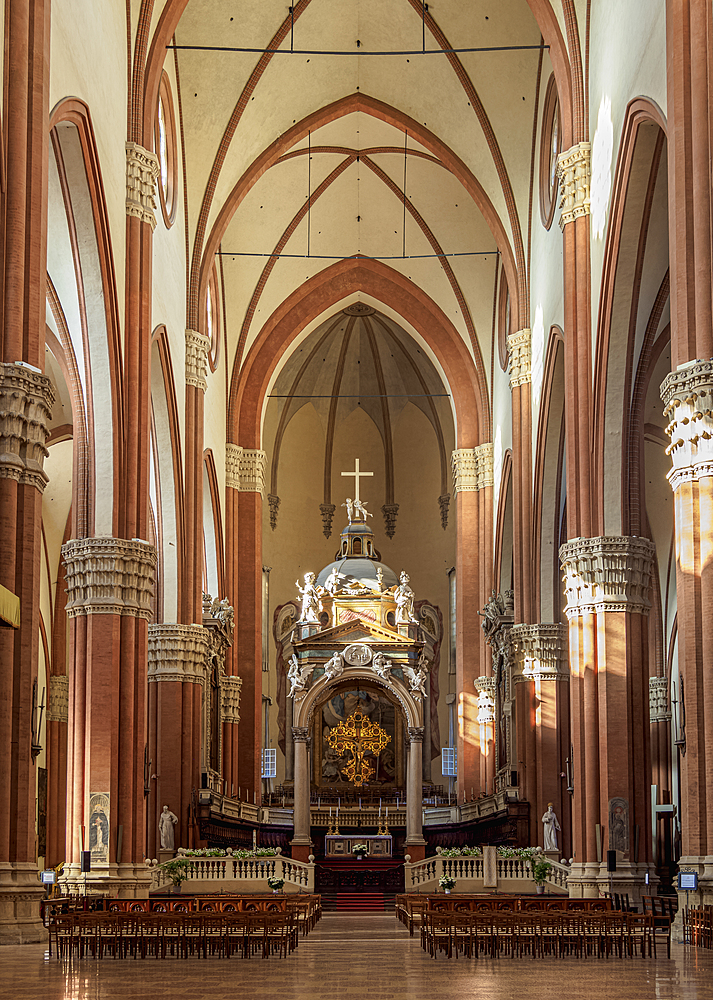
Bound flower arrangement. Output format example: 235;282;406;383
179;846;278;859
267;875;285;891
352;843;369;856
497;846;537;859
439;875;456;891
438;846;482;858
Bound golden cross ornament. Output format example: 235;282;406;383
327;710;391;787
341;458;373;503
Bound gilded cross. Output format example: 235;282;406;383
328;710;390;787
341;458;373;503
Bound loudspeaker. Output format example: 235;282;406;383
80;851;91;873
606;850;617;873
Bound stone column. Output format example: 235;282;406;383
406;727;426;862
61;538;156;897
226;446;267;803
560;536;655;901
661;362;713;912
507;330;534;624
146;624;209;858
510;624;569;850
284;696;295;783
291;728;312;863
0;363;55;943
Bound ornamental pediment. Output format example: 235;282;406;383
291;615;413;649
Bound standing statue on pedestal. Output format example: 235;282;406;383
159;805;178;851
296;572;322;622
542;802;561;851
394;571;418;623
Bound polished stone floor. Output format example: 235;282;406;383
2;914;713;1000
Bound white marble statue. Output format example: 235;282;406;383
372;651;393;679
324;567;343;596
394;571;418;623
287;654;313;698
324;651;345;680
353;498;372;521
159;805;178;851
542;802;561;851
376;567;384;591
341;498;354;524
296;572;322;622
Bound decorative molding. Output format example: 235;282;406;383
507;329;532;388
47;674;69;724
451;449;477;492
557;142;591;229
661;360;713;490
438;494;450;530
474;675;496;723
649;676;671;724
125;142;159;229
147;623;209;684
221;674;242;724
202;591;234;646
381;503;399;538
292;726;310;742
510;624;569;683
185;328;211;392
559;536;655;618
474;443;494;489
0;363;55;491
61;537;157;619
225;443;266;494
408;726;425;743
319;502;335;538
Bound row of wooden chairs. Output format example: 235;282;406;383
684;905;713;948
420;910;661;960
51;910;299;960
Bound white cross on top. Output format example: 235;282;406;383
341;458;373;502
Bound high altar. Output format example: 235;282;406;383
280;461;440;863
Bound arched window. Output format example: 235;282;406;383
154;72;178;227
539;74;561;230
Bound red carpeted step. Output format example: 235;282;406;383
335;892;385;912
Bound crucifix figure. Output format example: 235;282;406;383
328;710;390;787
341;459;373;522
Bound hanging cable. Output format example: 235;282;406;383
402;131;408;258
307;130;311;257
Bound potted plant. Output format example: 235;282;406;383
162;857;194;893
267;875;285;894
352;843;369;860
439;875;456;894
531;858;552;894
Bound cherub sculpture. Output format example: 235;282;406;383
353;498;373;521
372;651;393;679
324;651;345;681
287;653;313;698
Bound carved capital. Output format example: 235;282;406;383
125;143;159;229
408;726;425;744
474;675;496;722
474;442;494;489
185;328;211;392
226;443;266;494
221;673;242;724
438;493;450;530
319;502;335;538
557;142;591;229
451;449;477;492
292;726;310;743
147;623;209;684
661;360;713;490
381;503;399;539
649;676;671;724
510;623;569;683
559;536;655;618
47;674;69;724
62;537;157;619
0;363;55;491
507;329;531;388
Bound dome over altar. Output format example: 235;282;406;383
316;516;399;593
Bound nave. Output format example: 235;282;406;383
4;914;713;1000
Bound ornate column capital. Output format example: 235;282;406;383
474;442;494;489
474;675;496;722
510;623;569;683
221;674;242;724
408;726;425;743
61;537;157;619
185;328;211;392
147;623;209;683
557;141;591;229
292;726;310;743
451;449;477;492
47;675;69;723
559;536;655;618
661;360;713;490
507;329;531;388
225;444;267;494
649;676;671;724
125;142;159;230
0;362;55;491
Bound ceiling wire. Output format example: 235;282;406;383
216;251;498;260
167;43;548;56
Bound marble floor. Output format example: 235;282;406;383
2;914;713;1000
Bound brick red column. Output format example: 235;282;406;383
507;331;534;625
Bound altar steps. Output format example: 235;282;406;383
322;890;396;913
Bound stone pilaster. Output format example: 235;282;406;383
557;142;591;229
47;675;69;724
0;363;55;491
510;624;569;683
147;624;209;684
506;329;532;389
474;443;494;489
225;443;267;494
185;328;211;392
125;143;159;230
451;449;477;492
61;537;157;619
661;359;713;489
559;536;655;618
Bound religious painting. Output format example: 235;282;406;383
319;689;397;786
608;796;629;853
89;792;110;864
37;766;47;859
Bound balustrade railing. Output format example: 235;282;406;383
404;852;570;893
148;849;315;893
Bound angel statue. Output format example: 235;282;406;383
324;651;345;681
287;654;313;698
353;498;373;521
341;498;354;524
372;651;393;679
404;651;430;699
324;567;343;596
296;572;322;622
